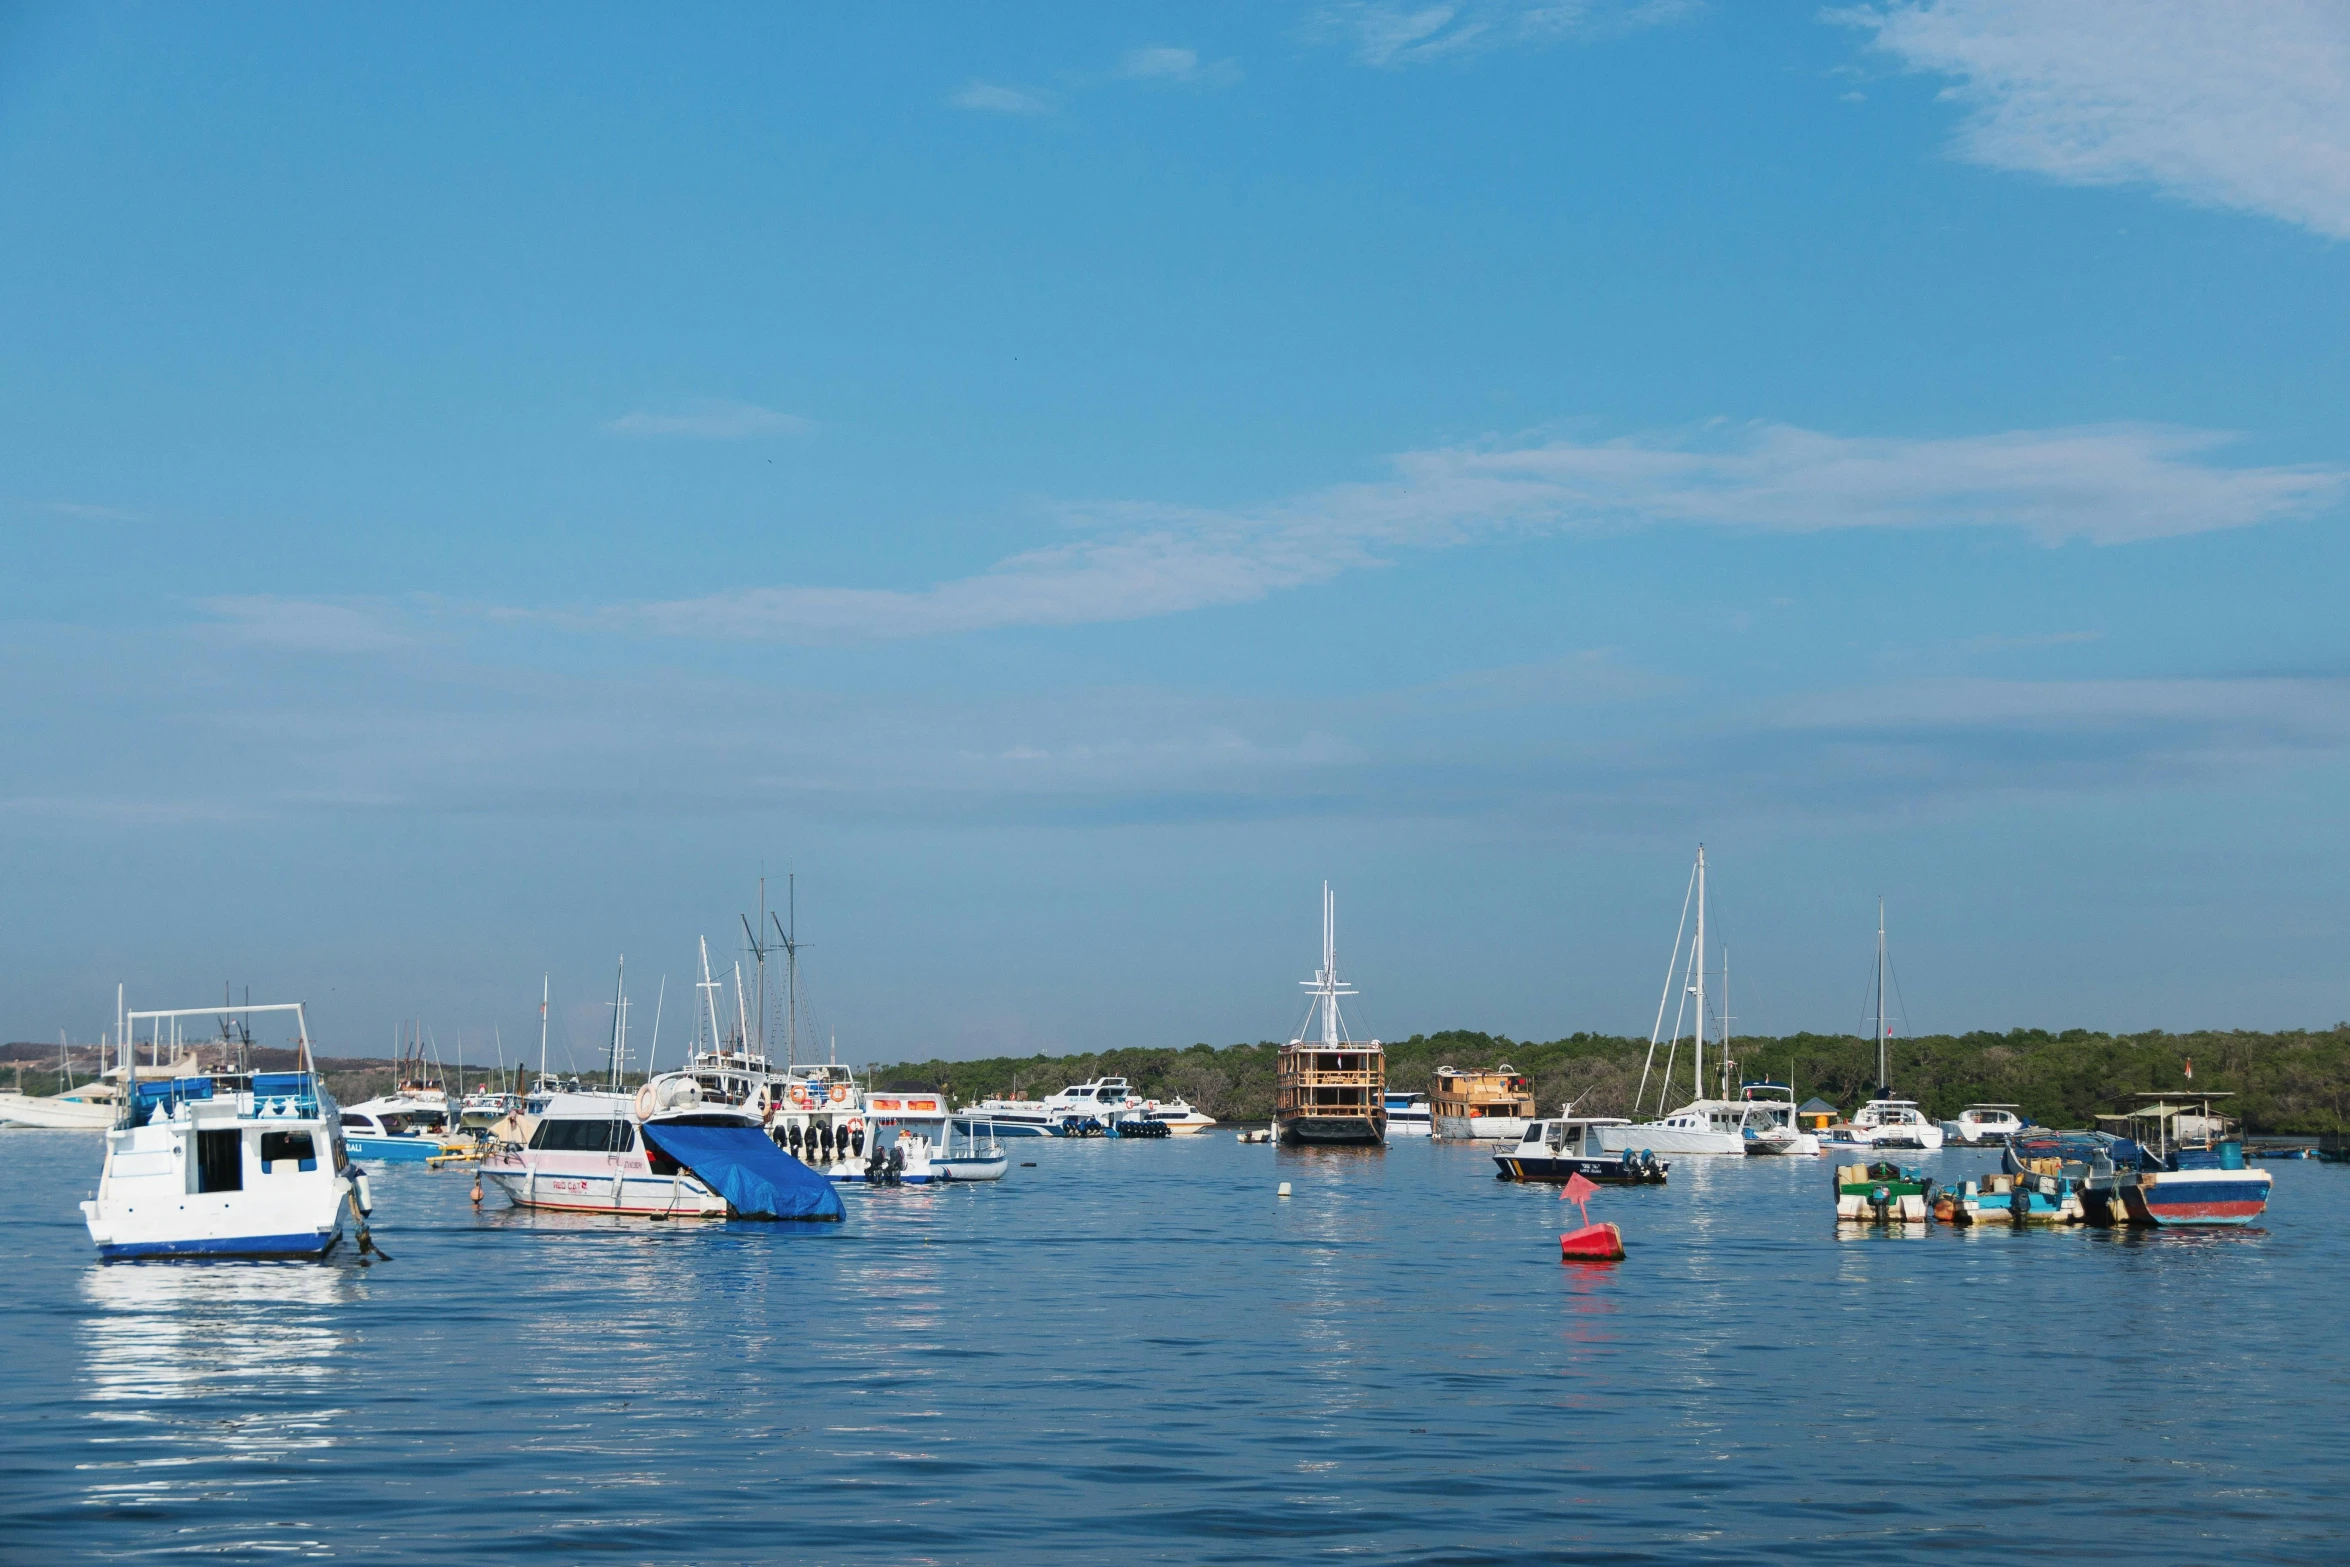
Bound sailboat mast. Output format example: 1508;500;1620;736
538;974;550;1085
1875;896;1888;1091
1693;845;1706;1102
1321;882;1338;1046
608;956;626;1090
786;875;798;1069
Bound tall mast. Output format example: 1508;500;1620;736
1722;948;1732;1099
607;956;627;1090
697;937;724;1057
1693;845;1706;1102
1876;896;1888;1091
1322;883;1337;1045
786;875;798;1069
538;974;550;1084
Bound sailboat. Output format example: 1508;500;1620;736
1602;847;1782;1157
1275;884;1386;1145
1831;900;1944;1150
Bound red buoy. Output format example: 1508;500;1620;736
1559;1221;1625;1262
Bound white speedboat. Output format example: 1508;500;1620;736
1383;1091;1433;1138
1942;1103;2026;1146
339;1091;457;1164
1736;1082;1821;1156
934;1120;1008;1181
80;1000;370;1260
1139;1097;1217;1134
963;1076;1144;1136
481;1070;842;1219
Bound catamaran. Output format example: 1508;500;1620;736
80;996;374;1260
1604;847;1784;1157
1831;901;1945;1150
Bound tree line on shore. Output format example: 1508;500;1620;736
873;1024;2350;1134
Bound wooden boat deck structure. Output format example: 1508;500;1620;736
1431;1065;1535;1138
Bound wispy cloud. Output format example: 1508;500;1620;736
1312;0;1695;67
1116;46;1242;86
1838;0;2350;239
607;421;2345;643
949;80;1053;115
600;400;813;440
35;499;146;523
196;596;422;654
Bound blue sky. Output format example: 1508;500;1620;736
4;1;2347;1065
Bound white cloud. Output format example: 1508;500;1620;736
601;400;812;440
612;421;2345;642
1839;0;2350;238
1117;46;1242;86
1313;0;1694;67
949;80;1053;115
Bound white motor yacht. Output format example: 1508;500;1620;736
1139;1096;1217;1134
79;1000;371;1260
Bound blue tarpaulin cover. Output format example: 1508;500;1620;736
640;1123;844;1221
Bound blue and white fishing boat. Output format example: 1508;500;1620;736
2094;1093;2272;1227
80;999;373;1261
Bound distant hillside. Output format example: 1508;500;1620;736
873;1025;2350;1135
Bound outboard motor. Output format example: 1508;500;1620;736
850;1126;864;1157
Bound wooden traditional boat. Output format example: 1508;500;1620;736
1275;884;1385;1146
1432;1065;1536;1140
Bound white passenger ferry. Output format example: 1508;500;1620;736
80;1000;372;1261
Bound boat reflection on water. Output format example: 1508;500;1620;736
79;1263;354;1499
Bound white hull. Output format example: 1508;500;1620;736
1597;1122;1748;1156
1434;1116;1531;1141
0;1093;114;1129
1385;1116;1433;1139
482;1166;730;1217
1744;1129;1822;1156
1840;1123;1946;1151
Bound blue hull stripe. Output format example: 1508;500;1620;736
344;1137;441;1163
100;1230;339;1260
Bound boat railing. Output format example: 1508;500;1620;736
1278;1067;1382;1086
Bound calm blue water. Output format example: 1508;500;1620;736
3;1130;2344;1563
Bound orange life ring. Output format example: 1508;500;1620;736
789;1082;810;1107
828;1083;849;1105
847;1117;864;1137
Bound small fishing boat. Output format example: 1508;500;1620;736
1495;1114;1668;1184
80;999;373;1260
1833;1160;1933;1223
1942;1169;2081;1225
1382;1090;1433;1138
1941;1104;2028;1146
934;1120;1008;1182
1274;884;1386;1145
2090;1093;2272;1227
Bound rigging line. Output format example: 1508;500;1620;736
1635;855;1701;1118
1661;917;1697;1116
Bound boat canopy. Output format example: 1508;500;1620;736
639;1122;844;1221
